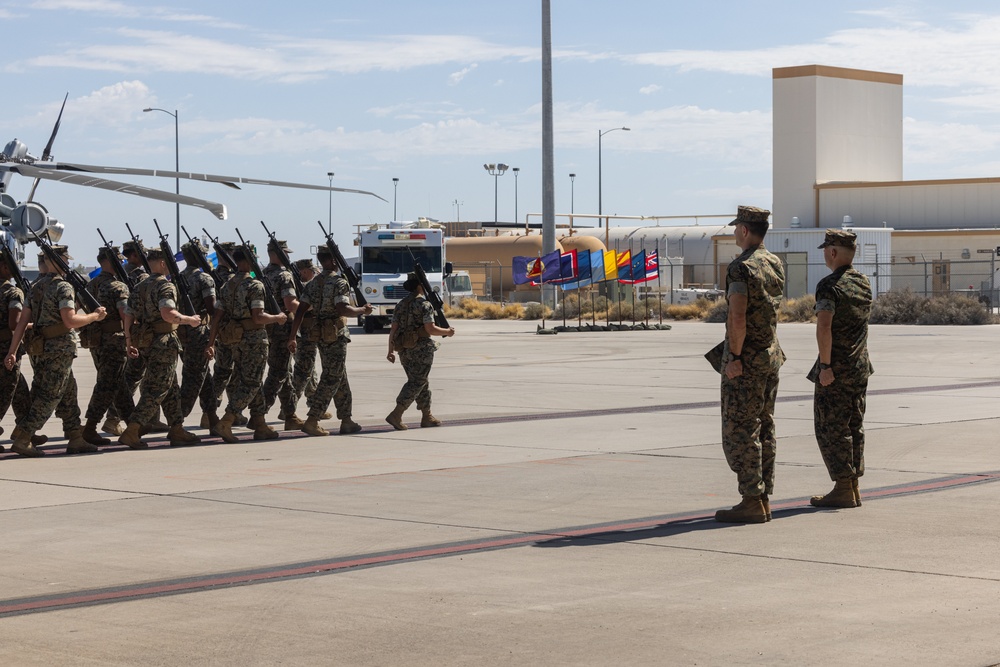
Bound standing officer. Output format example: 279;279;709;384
178;240;218;431
810;229;873;509
80;245;134;446
385;273;455;430
287;246;371;436
262;239;302;430
4;246;107;457
119;248;203;449
715;206;785;524
0;255;45;451
206;246;287;443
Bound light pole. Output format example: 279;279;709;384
392;177;399;221
327;172;335;234
483;163;509;224
143;107;180;243
453;199;463;222
598;127;630;229
569;173;576;215
512;167;520;228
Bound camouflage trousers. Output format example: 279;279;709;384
721;369;780;497
396;343;435;411
179;324;216;418
0;354;31;423
291;337;319;404
86;334;134;423
213;340;235;407
306;339;352;420
262;322;296;414
131;336;183;427
224;333;268;418
19;348;82;435
814;378;867;481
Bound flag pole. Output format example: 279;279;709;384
538;252;545;329
656;238;663;327
630;239;636;326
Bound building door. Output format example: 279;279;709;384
932;259;951;295
776;252;809;298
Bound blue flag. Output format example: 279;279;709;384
559;250;600;290
619;251;647;284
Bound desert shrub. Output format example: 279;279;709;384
870;287;924;324
916;294;996;325
480;303;506;320
607;301;641;322
501;303;525;319
522;302;553;320
555;293;581;319
703;299;729;323
779;295;816;322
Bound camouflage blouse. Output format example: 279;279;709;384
29;274;77;356
814;265;874;381
725;244;786;372
220;272;268;343
300;269;350;342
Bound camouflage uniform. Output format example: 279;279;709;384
83;269;134;423
811;264;873;481
121;255;151;407
0;281;32;424
721;244;786;497
299;269;354;420
17;273;83;435
261;261;297;416
391;292;439;411
212;262;238;406
178;265;217;418
128;274;184;427
219;272;269;418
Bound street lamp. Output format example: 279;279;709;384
453;199;463;222
392;177;399;221
569;173;576;215
143;107;180;244
327;172;335;234
598;127;630;228
512;167;520;227
483;163;509;224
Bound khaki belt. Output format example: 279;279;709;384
101;319;125;333
151;321;179;334
41;323;71;339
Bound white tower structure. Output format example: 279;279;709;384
772;65;903;229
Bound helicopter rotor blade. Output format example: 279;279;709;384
5;164;227;220
53;162;389;202
26;93;70;204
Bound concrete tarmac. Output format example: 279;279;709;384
1;319;999;666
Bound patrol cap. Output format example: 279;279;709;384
402;272;420;292
232;247;251;263
122;239;145;255
97;245;123;263
316;245;333;258
145;248;167;261
818;229;857;249
268;238;292;254
728;205;771;234
293;258;317;272
37;244;72;261
181;240;209;254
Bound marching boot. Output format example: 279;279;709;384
277;407;288;420
761;493;772;522
233;411;249;427
30;434;48;447
65;428;99;454
283;414;305;431
168;424;201;447
852;478;862;507
714;495;767;524
385;404;408;431
10;426;44;457
420;409;441;428
320;411;332;420
146;416;170;433
810;479;858;508
301;417;329;437
212;412;239;443
199;412;211;429
250;415;279;441
118;423;148;450
102;417;125;436
82;419;111;446
339;419;362;435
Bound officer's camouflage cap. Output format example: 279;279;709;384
293;258;317;272
145;248;167;260
818;229;857;249
97;245;124;262
728;205;771;234
122;239;145;254
38;244;72;261
268;238;292;254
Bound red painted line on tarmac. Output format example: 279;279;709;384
2;470;998;617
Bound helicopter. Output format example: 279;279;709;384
0;95;385;246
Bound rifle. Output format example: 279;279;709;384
29;229;102;313
406;247;449;330
235;228;281;315
261;221;304;295
202;228;238;275
153;219;196;317
316;220;367;307
96;228;135;289
124;222;152;277
0;243;31;297
182;226;224;290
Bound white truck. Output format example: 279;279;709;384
356;223;451;333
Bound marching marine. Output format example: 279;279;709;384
178;240;218;430
0;255;45;452
261;239;303;430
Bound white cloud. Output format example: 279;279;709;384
639;84;661;95
448;63;478;85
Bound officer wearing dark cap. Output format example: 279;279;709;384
262;238;303;430
715;205;786;523
809;229;873;509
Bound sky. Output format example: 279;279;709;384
5;0;1000;258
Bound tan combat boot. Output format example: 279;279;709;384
761;493;772;522
714;495;767;524
65;428;99;454
277;408;288;420
385;404;408;431
852;478;862;506
339;419;362;435
301;417;329;437
30;434;48;447
146;416;170;433
811;479;858;508
284;413;305;431
168;424;201;447
420;409;441;428
202;412;219;431
82;419;111;446
251;415;279;441
102;417;125;436
233;411;249;427
10;426;44;457
212;412;239;443
320;411;332;420
118;422;148;450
